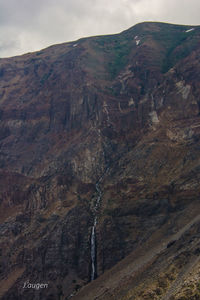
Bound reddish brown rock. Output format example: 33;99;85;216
0;22;200;299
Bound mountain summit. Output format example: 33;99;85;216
0;22;200;299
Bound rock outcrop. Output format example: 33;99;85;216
0;22;200;299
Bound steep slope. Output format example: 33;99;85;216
0;22;200;300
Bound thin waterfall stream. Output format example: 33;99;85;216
90;167;109;281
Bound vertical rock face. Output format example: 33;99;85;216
0;22;200;299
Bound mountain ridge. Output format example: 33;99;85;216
0;21;200;299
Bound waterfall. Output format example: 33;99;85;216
90;217;97;281
90;168;109;281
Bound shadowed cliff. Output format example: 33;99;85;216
0;22;200;299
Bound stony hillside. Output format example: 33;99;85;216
0;22;200;300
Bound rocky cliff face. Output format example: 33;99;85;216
0;22;200;300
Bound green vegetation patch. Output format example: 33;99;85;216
107;38;132;78
88;23;200;79
147;24;199;73
161;31;198;72
91;34;133;79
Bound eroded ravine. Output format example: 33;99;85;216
90;167;109;281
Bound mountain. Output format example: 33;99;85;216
0;21;200;300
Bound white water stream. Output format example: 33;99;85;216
90;217;97;281
90;168;109;281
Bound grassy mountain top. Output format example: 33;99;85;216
76;21;200;79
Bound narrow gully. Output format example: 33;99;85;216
90;167;109;281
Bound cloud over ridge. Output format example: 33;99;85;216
0;0;200;57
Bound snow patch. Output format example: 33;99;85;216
185;28;194;33
73;43;78;47
136;40;140;46
149;111;159;124
129;98;134;106
134;35;140;46
176;81;191;100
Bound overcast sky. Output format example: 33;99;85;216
0;0;200;58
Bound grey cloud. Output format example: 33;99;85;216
0;38;19;55
0;0;200;58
